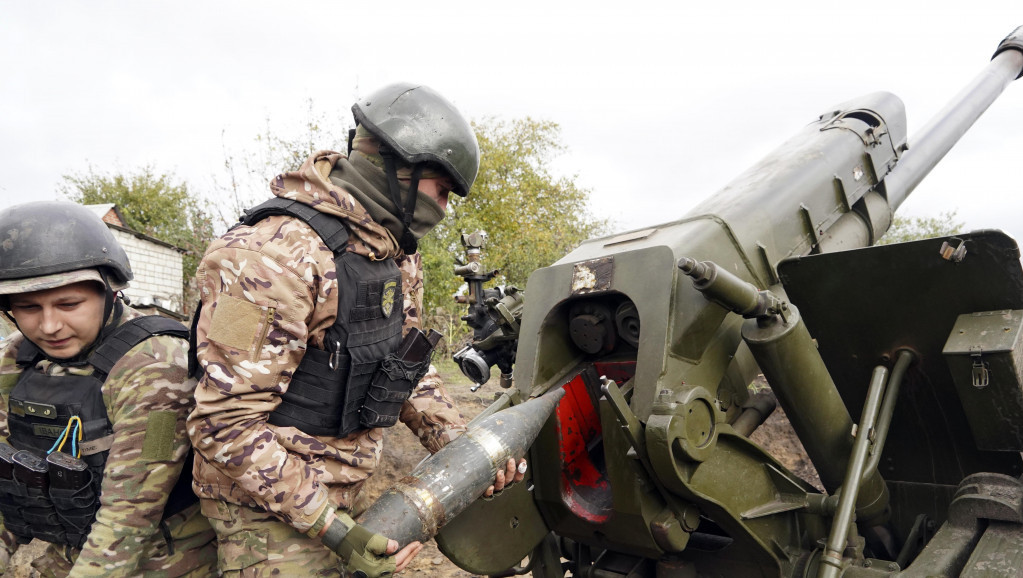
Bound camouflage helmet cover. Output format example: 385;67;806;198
352;83;480;197
0;201;133;295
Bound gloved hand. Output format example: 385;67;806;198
315;508;395;578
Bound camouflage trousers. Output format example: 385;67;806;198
201;499;343;577
30;502;218;577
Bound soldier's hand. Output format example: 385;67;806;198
485;457;526;497
391;539;423;573
320;511;397;577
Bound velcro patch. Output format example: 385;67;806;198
79;434;114;456
32;424;65;439
141;410;178;461
207;294;268;353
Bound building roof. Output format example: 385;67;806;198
84;203;127;227
84;204;186;253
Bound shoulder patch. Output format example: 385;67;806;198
141;410;178;461
207;294;272;354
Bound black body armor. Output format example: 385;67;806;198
0;315;195;548
194;199;413;439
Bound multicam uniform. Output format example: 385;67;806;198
188;151;467;575
0;304;217;577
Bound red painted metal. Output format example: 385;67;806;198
554;362;637;523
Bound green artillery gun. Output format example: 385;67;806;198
362;26;1023;578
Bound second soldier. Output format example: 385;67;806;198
187;83;523;577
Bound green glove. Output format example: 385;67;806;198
320;511;395;578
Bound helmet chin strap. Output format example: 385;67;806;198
97;270;123;331
379;146;424;254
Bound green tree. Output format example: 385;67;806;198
59;166;215;313
419;118;610;345
878;210;965;245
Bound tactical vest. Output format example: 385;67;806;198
0;315;197;548
194;198;405;438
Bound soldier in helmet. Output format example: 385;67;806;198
0;202;217;577
187;83;524;577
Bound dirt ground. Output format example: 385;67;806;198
8;370;815;577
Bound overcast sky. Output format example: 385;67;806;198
3;1;1022;247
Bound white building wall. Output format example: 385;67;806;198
110;229;184;313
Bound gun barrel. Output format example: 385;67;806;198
885;27;1023;210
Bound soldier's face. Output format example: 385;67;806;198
8;281;106;359
417;177;454;211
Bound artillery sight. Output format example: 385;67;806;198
452;230;524;390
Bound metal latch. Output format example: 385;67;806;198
970;351;990;389
940;237;967;263
329;340;342;371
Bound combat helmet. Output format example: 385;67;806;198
352;83;480;197
0;201;133;300
351;83;480;253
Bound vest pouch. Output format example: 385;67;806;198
19;515;66;545
268;347;352;437
0;444;31;541
19;488;67;544
340;359;375;436
47;452;93;507
47;452;97;548
20;495;62;525
12;450;68;544
360;353;429;429
49;488;92;549
0;488;32;541
48;475;95;511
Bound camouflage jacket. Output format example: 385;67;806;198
0;305;204;576
187;151;467;533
